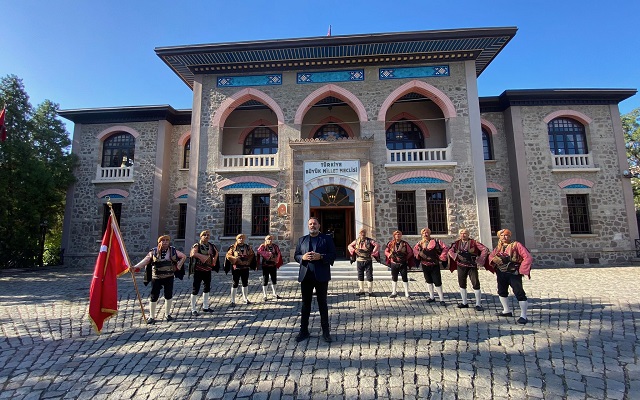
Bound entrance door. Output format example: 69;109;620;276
311;209;354;259
309;185;356;259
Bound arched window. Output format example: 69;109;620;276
102;132;135;167
243;126;278;155
182;138;190;169
482;128;493;160
385;119;424;150
548;118;588;155
313;123;349;140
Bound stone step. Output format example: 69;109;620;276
277;260;392;280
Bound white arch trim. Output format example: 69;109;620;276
294;84;368;125
212;88;285;128
480;119;498;135
377;80;456;121
97;125;141;141
543;110;593;125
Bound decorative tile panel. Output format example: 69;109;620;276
297;69;364;84
222;182;273;189
563;184;590;189
379;65;449;80
393;177;446;184
217;74;282;87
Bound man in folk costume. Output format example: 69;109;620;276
489;229;533;324
448;228;491;311
256;235;284;301
134;235;186;324
225;234;256;306
189;230;219;315
347;228;380;297
384;230;415;299
413;227;449;306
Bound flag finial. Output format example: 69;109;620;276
327;25;332;37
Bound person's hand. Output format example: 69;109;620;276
491;255;503;266
134;267;141;273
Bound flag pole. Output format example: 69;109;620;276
107;199;147;324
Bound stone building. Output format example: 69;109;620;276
60;27;637;267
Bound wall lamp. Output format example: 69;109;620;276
363;183;371;202
294;186;302;204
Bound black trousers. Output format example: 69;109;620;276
457;265;480;290
262;266;278;286
300;271;330;333
232;268;250;288
421;264;442;286
390;263;408;283
496;270;527;301
150;277;174;301
356;260;374;282
192;269;212;295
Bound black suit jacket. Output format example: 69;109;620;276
294;233;336;282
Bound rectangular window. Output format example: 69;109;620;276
567;194;591;234
488;197;501;235
224;194;243;236
178;204;187;239
251;194;270;236
396;191;417;235
102;203;122;235
426;190;448;234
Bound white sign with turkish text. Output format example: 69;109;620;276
304;160;359;182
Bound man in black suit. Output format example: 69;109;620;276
294;217;337;343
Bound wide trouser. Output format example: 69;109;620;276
192;270;212;295
421;264;442;286
496;270;527;301
231;268;250;288
300;271;330;334
356;260;374;282
457;265;480;290
262;266;278;286
149;277;174;301
390;263;408;283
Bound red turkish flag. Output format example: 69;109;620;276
0;107;7;142
89;212;131;334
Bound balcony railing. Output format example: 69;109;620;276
552;153;594;169
220;154;278;170
387;146;452;165
93;165;134;183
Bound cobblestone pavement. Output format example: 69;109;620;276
1;264;639;400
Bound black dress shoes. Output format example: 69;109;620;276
495;311;513;317
295;331;310;343
475;305;484;312
322;332;332;343
457;303;469;309
517;317;528;324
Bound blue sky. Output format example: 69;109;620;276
2;0;638;131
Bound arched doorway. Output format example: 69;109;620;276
309;185;355;259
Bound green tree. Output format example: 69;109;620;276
622;108;640;208
0;75;78;268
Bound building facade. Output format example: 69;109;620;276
60;27;638;267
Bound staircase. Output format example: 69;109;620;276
277;259;391;280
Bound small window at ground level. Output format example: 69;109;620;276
488;197;501;235
567;194;591;234
396;191;417;235
426;190;448;234
178;204;187;239
224;194;243;236
252;194;270;236
102;203;122;236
